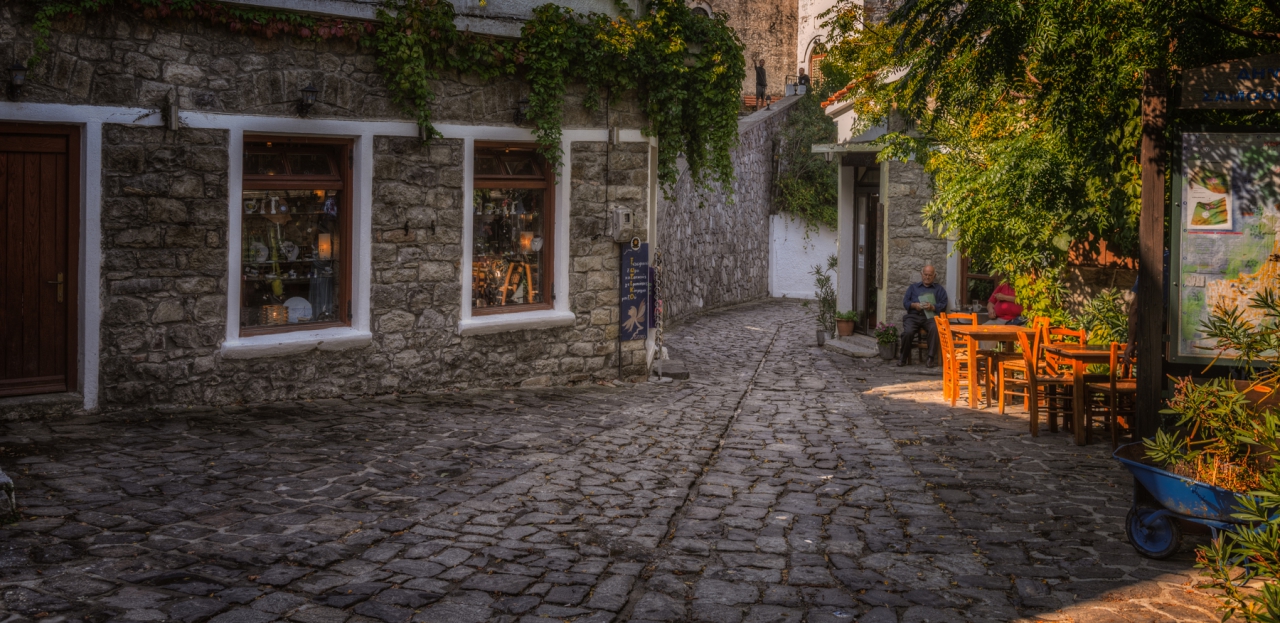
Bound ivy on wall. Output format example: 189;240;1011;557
25;0;745;191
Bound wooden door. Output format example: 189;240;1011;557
0;124;79;398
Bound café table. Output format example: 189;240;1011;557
1040;343;1112;445
945;324;1038;409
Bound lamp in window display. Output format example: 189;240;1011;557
471;145;555;313
239;139;350;335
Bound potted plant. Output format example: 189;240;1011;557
873;323;898;360
1121;287;1280;620
835;310;859;337
807;255;838;345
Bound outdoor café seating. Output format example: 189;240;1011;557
936;314;1131;444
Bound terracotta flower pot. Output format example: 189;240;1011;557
836;319;856;336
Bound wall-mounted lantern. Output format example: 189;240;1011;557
8;62;27;100
298;84;319;117
514;97;531;125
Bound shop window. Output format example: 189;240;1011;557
239;138;351;336
471;144;555;315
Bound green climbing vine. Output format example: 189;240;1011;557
371;0;517;140
25;0;745;190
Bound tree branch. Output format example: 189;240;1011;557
1195;12;1280;41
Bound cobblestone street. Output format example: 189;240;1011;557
1;300;1224;623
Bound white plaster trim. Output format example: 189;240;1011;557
220;327;374;359
0;102;163;411
0;102;159;125
220;0;377;20
458;310;577;336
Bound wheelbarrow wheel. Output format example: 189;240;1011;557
1127;507;1181;559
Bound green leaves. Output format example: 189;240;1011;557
819;0;1280;325
775;93;838;230
373;0;517;140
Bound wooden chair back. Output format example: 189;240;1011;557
1015;331;1038;380
948;312;978;326
1109;341;1135;385
1043;327;1086;374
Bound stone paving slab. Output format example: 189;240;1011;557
0;300;1226;622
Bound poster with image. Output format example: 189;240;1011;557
1186;164;1232;230
1174;133;1280;363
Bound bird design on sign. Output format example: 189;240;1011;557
622;304;646;334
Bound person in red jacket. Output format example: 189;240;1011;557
986;278;1022;323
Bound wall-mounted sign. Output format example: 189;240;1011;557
619;242;650;341
1182;54;1280;109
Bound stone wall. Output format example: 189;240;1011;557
0;5;655;408
710;0;798;99
657;99;797;325
881;157;945;327
0;0;643;129
98;128;650;406
1063;266;1137;316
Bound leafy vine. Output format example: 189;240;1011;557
24;0;745;190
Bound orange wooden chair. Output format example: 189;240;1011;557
1042;326;1087;433
938;314;988;407
1086;341;1137;447
998;329;1072;436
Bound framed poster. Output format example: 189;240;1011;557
1171;132;1280;363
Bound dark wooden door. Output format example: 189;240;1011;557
0;124;79;398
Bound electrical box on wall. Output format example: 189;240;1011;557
607;207;633;242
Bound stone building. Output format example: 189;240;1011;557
0;0;660;414
691;0;798;100
815;100;947;330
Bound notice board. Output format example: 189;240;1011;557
1172;132;1280;363
619;242;650;341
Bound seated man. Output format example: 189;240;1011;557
897;265;949;367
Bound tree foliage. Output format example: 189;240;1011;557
819;0;1280;310
775;90;839;230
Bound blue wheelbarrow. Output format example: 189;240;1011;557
1113;442;1258;559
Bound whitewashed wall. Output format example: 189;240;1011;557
769;213;838;299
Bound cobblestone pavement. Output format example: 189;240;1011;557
1;300;1225;623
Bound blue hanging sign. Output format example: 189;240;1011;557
619;241;649;341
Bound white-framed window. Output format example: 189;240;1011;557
211;122;374;359
457;133;574;336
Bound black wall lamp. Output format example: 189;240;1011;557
8;62;27;100
298;84;318;117
514;97;530;125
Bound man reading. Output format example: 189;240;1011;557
897;265;949;367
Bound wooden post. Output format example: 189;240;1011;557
1136;69;1167;440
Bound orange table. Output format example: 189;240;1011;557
1041;343;1112;445
946;325;1038;408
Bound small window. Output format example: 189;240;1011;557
960;256;997;310
472;144;554;314
240;138;351;336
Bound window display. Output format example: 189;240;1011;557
240;139;350;335
472;145;554;313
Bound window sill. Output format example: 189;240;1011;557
458;309;576;336
220;326;373;360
